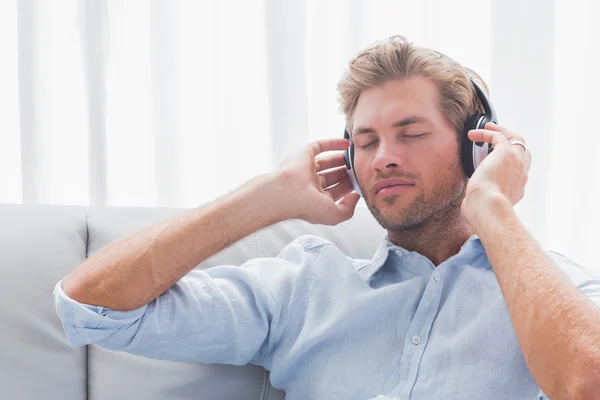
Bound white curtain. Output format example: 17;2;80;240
0;0;598;270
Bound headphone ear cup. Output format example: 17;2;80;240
461;77;498;177
343;146;352;170
343;141;363;197
462;114;494;177
461;114;481;177
343;128;353;180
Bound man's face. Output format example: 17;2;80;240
351;77;467;231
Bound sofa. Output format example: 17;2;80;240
0;203;385;400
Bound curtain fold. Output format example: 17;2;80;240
81;0;109;206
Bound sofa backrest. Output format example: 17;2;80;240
0;204;384;400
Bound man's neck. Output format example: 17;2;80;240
387;205;475;266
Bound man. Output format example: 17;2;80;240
54;36;600;399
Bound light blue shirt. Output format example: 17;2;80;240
54;234;600;400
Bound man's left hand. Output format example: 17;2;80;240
461;122;532;227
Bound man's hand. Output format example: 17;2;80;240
276;138;361;225
461;122;532;227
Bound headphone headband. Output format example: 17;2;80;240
433;49;497;123
469;77;497;125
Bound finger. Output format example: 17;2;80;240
484;122;504;132
335;192;361;220
315;152;346;172
325;178;354;202
468;129;510;147
308;139;350;156
319;166;349;189
484;122;525;143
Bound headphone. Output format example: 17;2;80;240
343;76;498;197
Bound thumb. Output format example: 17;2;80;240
335;193;361;221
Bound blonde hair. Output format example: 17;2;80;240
337;35;489;136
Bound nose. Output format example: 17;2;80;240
371;140;406;172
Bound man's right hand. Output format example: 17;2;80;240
276;138;361;226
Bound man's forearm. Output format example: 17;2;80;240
61;172;289;311
471;194;600;399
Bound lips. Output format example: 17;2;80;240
374;178;415;194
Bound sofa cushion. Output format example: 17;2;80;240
0;204;88;400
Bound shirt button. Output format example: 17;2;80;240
411;335;421;345
433;271;440;281
394;249;403;256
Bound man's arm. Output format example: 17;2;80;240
464;123;600;400
61;139;360;311
61;172;285;311
469;194;600;400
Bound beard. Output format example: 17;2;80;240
362;161;467;232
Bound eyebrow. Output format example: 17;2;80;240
353;116;430;136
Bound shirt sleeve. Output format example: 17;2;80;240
537;389;550;399
54;252;305;367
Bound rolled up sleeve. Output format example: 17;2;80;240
53;255;304;366
53;281;148;349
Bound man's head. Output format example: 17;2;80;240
337;35;489;232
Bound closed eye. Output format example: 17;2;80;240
404;133;428;139
357;141;377;150
356;132;428;149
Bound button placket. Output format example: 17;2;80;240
391;263;446;399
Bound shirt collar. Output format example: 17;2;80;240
358;233;485;281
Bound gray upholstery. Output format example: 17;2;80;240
0;204;384;399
